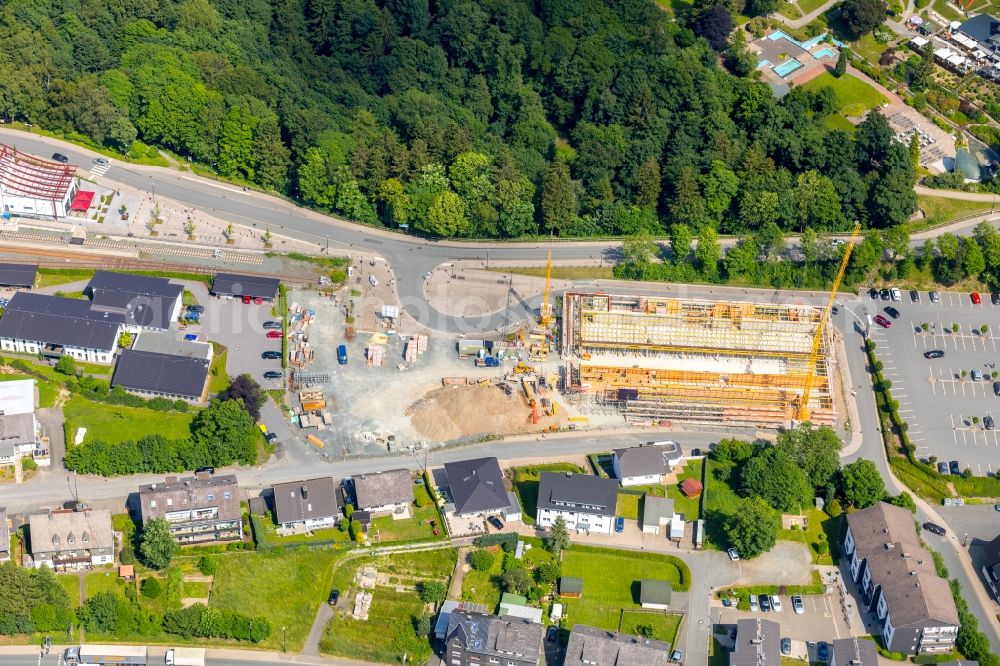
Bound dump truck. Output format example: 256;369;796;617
63;645;149;665
164;648;206;666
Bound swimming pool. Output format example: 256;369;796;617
774;58;803;77
814;47;836;58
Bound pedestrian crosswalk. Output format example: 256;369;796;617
88;163;110;178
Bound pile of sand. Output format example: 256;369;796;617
410;384;565;442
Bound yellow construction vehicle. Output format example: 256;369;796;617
513;361;536;374
798;222;862;421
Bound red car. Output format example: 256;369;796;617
266;330;283;339
972;292;982;305
874;314;891;328
242;295;252;304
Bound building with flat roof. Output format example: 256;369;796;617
211;273;279;301
0;291;122;363
0;144;78;218
138;473;242;544
0;378;38;460
272;477;342;530
132;330;213;360
351;468;413;513
536;472;618;535
112;349;210;402
730;618;780;666
85;271;183;331
0;263;36;288
564;625;671;666
613;441;682;486
445;609;543;666
28;509;114;570
843;502;959;655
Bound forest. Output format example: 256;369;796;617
0;0;915;238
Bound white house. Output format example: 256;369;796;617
272;477;342;531
612;441;683;486
351;468;413;513
0;144;78;219
536;472;618;535
0;292;122;364
0;379;38;457
28;509;115;570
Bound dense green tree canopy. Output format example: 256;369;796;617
724;497;779;559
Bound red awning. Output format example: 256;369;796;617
69;190;95;211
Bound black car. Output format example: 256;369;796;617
910;290;920;302
995;381;1000;397
261;351;281;360
987;415;996;430
880;288;891;301
993;293;1000;305
186;304;205;313
263;321;282;330
781;638;791;656
265;432;278;443
51;152;69;163
263;370;283;380
884;306;900;319
546;626;558;642
868;288;879;300
328;589;340;605
759;595;772;612
487;515;504;530
817;642;829;661
195;466;215;475
923;522;946;536
950;460;961;475
937;461;949;474
924;350;945;359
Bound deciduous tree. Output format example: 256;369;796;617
724;497;778;559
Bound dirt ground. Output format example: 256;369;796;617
408;383;568;441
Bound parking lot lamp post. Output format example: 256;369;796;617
964;532;969;547
282;625;287;652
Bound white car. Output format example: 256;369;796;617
749;595;759;612
890;287;901;301
727;547;740;561
792;595;804;614
369;275;379;287
770;595;782;612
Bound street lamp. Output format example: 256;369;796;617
282;625;287;652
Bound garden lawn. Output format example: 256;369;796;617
461;547;504;611
776;509;839;565
703;459;741;550
85;570;124;599
183;581;212;598
207;345;230;395
800;72;885;117
559;547;688;633
617;494;640;520
851;33;893;65
619;610;683;645
57;574;82;609
251;514;350;547
35;268;96;288
369;483;444;543
211;549;340;652
665;459;703;519
513;462;586;525
63;396;195;444
797;0;828;12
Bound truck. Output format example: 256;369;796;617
164;647;206;666
63;645;149;665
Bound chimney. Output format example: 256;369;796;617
301;485;308;500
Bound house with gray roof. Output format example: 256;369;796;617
829;637;878;666
0;508;9;562
85;271;183;331
0;262;36;288
844;502;959;655
112;349;210;403
139;473;242;544
613;442;682;486
0;378;38;461
731;618;780;666
351;468;413;513
211;273;279;301
445;609;543;666
443;457;522;521
28;509;114;570
641;496;681;537
272;477;342;530
980;533;1000;600
0;291;123;363
536;471;618;535
564;625;670;666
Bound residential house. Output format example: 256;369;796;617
499;593;543;624
829;637;879;666
0;508;9;562
0;292;123;363
639;579;671;610
730;618;780;666
351;468;413;513
980;533;1000;600
640;496;684;539
445;609;544;666
843;502;959;655
536;472;618;535
211;273;279;302
138;473;242;544
563;625;671;666
612;442;682;486
0;262;36;289
28;509;114;570
435;601;489;640
272;477;342;530
85;271;183;332
112;349;210;403
444;457;521;521
0;379;38;458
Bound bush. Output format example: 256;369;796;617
198;556;217;576
473;532;518;548
826;498;843;517
21;458;37;472
470;549;496;572
55;355;77;375
163;604;271;642
119;547;135;565
141;576;162;599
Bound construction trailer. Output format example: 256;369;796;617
560;292;836;430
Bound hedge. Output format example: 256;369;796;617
587;453;611;478
473;532;518;548
163;603;271;642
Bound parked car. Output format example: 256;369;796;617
254;297;264;304
995;381;1000;397
337;344;348;365
770;596;782;612
950;460;961;475
727;547;740;561
781;638;791;656
890;287;901;301
924;350;945;359
265;432;278;443
546;627;558;642
923;522;946;536
937;461;949;474
987;415;995;430
263;320;282;330
993;293;1000;305
369;275;379;287
265;330;283;339
910;290;920;302
615;517;625;533
668;650;682;664
868;288;879;300
817;642;829;661
791;595;804;614
263;371;282;380
242;295;252;304
722;598;732;608
874;314;891;328
972;292;982;305
995;503;1000;512
194;466;215;475
186;304;204;313
880;288;890;301
487;515;504;530
929;291;941;303
973;369;984;381
261;351;281;360
884;306;900;319
51;152;69;163
328;589;339;605
759;595;771;612
748;595;759;612
93;157;110;166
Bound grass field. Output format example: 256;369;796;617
916;195;994;228
211;549;339;651
0;374;57;407
57;574;82;609
800;72;885;117
619;610;683;645
560;547;688;633
323;548;457;664
512;463;587;525
490;266;615;280
35;268;97;288
851;32;893;65
776;509;840;565
207;345;230;395
63;396;195;444
369;483;444;542
703;459;742;550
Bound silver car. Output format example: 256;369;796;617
930;291;941;303
792;595;804;614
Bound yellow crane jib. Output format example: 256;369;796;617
540;250;553;328
798;222;862;421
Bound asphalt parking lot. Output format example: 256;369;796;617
717;593;844;660
857;288;1000;476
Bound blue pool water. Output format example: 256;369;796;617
814;47;836;59
767;30;848;50
774;58;803;77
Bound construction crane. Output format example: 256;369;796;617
798;222;862;421
539;250;553;328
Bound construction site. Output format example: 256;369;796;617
560;292;839;430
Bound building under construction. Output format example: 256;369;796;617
561;292;835;430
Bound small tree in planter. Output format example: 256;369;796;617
263;227;273;248
119;203;128;218
184;217;196;240
983;324;990;335
225;223;235;244
973;415;981;427
961;370;969;381
921;322;929;332
953;323;960;333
